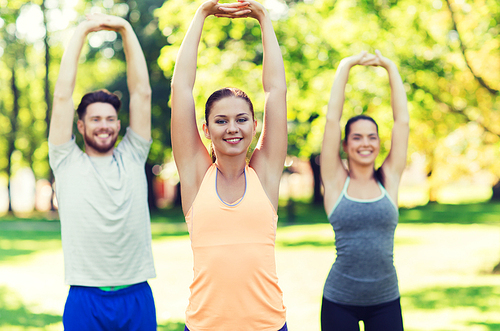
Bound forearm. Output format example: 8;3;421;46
121;23;151;96
260;13;286;93
53;26;89;100
171;8;208;91
385;62;409;124
326;59;354;122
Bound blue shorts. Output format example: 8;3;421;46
185;322;288;331
63;281;156;331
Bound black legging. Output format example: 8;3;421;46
321;297;404;331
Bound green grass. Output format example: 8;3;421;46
275;200;500;225
1;202;500;330
0;287;60;329
399;202;500;225
0;231;61;263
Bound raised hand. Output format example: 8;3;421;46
359;50;393;69
340;51;369;68
85;13;128;32
77;18;102;34
217;0;263;20
199;0;250;18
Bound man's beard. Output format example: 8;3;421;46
83;129;118;154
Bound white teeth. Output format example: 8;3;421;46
226;138;240;142
359;151;371;155
98;134;109;138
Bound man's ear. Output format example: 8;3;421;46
77;119;84;135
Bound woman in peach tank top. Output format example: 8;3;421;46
171;1;288;330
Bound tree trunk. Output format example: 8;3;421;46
7;66;20;212
491;180;500;201
309;154;323;205
42;0;55;210
145;162;158;212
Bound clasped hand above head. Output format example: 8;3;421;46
345;50;394;69
82;13;129;32
201;0;266;21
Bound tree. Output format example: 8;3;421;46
157;0;500;205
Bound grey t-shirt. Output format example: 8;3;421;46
323;177;400;306
49;127;156;286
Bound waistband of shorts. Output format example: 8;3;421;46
70;281;149;295
98;285;133;292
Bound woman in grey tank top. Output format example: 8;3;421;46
320;51;409;331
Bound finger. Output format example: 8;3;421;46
219;6;249;12
360;53;376;63
215;14;249;18
219;2;249;8
219;8;251;15
360;57;378;66
215;11;251;18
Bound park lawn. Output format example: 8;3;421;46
0;203;499;330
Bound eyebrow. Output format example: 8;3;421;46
89;115;117;119
213;113;250;118
350;133;378;136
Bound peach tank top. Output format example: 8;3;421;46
185;164;286;331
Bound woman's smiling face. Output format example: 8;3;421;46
203;96;257;159
343;119;380;166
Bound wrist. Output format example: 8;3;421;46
118;21;132;34
76;22;94;35
384;61;397;71
198;3;213;18
339;57;356;68
256;9;268;22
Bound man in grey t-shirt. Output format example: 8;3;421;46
48;13;156;330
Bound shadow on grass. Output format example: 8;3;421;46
0;287;61;329
470;322;500;331
403;285;500;330
277;239;334;248
404;285;500;311
0;230;61;263
399;202;500;225
277;201;500;226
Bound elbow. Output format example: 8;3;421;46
134;84;152;101
398;113;410;126
142;85;153;99
52;85;73;103
170;75;186;92
394;117;410;132
267;83;287;97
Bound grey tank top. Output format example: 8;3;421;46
323;177;400;306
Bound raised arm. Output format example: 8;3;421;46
364;51;409;180
86;14;152;140
49;20;100;145
171;1;249;213
321;52;368;212
171;1;219;200
241;1;287;207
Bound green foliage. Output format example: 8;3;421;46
0;0;499;202
156;0;500;196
